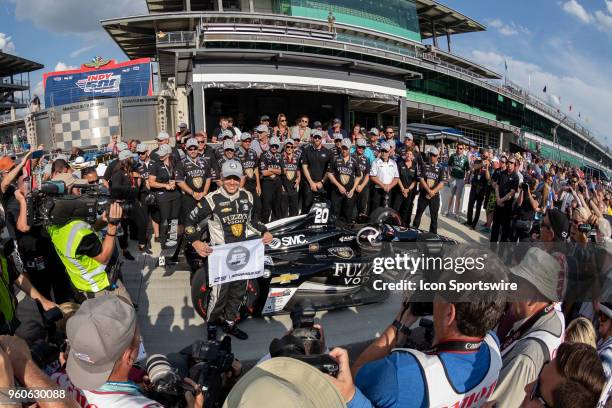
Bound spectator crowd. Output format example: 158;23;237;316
0;110;609;407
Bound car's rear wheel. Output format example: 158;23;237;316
369;206;402;226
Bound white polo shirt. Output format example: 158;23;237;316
370;158;399;187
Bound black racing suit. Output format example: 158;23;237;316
259;151;284;222
184;188;268;324
236;146;261;221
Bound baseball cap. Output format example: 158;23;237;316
405;132;414;140
312;121;322;128
341;138;352;149
284;139;294;147
333;133;343;141
179;122;187;128
117;142;129;152
118;150;132;161
157;144;172;158
311;130;323;138
510;247;561;301
136;144;147;153
223;140;235;151
222;160;243;179
51;173;88;190
255;124;269;133
368;128;379;136
600;302;612;319
157;131;170;141
66;295;137;390
185;138;198;149
546;208;570;241
428;146;439;156
260;115;270;122
380;141;391;152
241;132;253;141
0;156;15;171
332;118;342;125
223;357;346;408
356;138;367;148
270;137;281;147
220;129;234;140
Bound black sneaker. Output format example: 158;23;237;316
123;250;135;261
223;323;248;340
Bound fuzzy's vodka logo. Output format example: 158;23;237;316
76;72;121;93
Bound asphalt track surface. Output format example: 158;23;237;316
16;209;489;365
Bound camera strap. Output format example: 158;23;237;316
499;303;555;352
424;338;484;355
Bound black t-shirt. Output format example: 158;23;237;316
176;157;211;193
301;145;331;182
1;186;19;239
397;160;417;189
5;202;48;257
149;161;181;202
515;194;535;221
498;171;520;202
110;168;133;189
212;127;236;139
330;156;361;190
103;160;119;182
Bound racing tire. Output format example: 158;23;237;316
190;268;211;322
368;206;402;226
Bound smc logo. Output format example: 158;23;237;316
268;234;307;249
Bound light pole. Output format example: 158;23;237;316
552;115;567;163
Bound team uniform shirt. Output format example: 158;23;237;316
353;333;502;408
353;153;371;182
184;188;267;245
176;156;211;194
495;171;520;205
397;160;418;189
330;155;361;190
418;162;444;194
236;146;259;189
331;146;343;161
448;153;470;179
281;152;300;192
259;151;284;182
148;161;181;202
470;159;489;193
301;145;332;182
370;158;399;188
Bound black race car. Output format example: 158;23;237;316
190;201;455;321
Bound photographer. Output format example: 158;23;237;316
109;149;148;257
347;247;507;408
60;295;203;407
510;178;539;242
185;161;273;340
46;177;130;301
465;149;490;230
491;157;519;243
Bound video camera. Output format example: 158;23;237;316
26;181;136;227
146;337;235;408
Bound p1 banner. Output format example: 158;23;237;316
208;239;265;286
43;58;152;107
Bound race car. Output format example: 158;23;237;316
190;200;455;321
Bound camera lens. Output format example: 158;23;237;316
146;354;174;385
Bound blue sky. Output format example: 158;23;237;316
0;0;610;144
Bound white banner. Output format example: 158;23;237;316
208;239;265;286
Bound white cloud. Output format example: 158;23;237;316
486;18;530;37
0;32;15;52
607;0;612;14
561;0;593;23
8;0;147;34
470;49;612;142
54;62;77;71
69;45;95;59
32;80;44;99
594;1;612;34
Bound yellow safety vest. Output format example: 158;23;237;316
0;250;17;330
47;221;110;293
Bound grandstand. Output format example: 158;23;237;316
102;0;611;175
0;51;42;117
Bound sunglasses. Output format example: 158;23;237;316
197;140;206;144
280;119;287;122
271;145;279;149
386;131;394;134
285;145;294;149
381;149;389;153
188;147;198;151
139;152;147;155
530;367;552;408
242;139;252;143
312;135;322;140
599;310;610;323
357;146;365;149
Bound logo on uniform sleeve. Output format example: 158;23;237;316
231;223;244;237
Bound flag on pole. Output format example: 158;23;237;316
543;85;547;93
578;112;581;118
569;105;572;111
504;59;508;72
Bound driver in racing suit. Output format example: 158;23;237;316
184;160;273;340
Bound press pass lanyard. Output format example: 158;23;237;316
500;303;555;352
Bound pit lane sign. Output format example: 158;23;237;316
208;239;265;286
